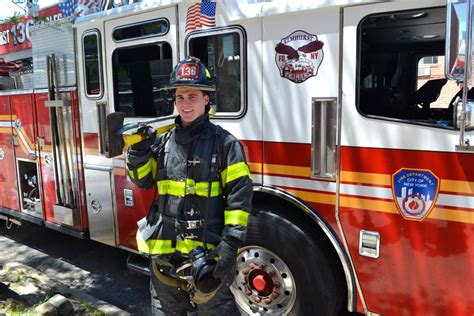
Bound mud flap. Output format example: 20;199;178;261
105;112;125;158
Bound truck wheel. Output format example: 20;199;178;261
232;205;343;315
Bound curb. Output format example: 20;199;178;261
53;282;130;315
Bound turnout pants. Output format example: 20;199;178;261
150;264;240;316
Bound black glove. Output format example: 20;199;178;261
129;125;156;153
210;240;238;279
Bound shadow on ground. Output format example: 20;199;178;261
0;221;150;315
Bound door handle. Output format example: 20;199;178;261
97;101;108;155
311;97;338;180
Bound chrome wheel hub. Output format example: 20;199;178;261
232;246;296;315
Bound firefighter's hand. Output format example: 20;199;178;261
129;125;156;152
210;240;238;279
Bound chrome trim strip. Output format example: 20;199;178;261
337;6;361;313
0;89;34;96
44;221;88;239
84;163;113;172
113;158;126;168
253;184;355;311
34;86;77;93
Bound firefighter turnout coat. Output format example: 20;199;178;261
127;114;253;256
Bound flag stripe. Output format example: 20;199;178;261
185;1;216;32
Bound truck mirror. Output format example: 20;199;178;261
105;112;125;158
445;0;471;82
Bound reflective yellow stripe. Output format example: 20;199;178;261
156;124;175;136
221;162;250;185
176;239;215;254
136;232;175;255
194;181;221;197
137;231;217;255
224;210;249;227
157;179;221;197
123;134;143;147
130;158;156;180
158;180;186;197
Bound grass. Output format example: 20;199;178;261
0;298;30;315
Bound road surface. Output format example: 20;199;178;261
0;220;151;315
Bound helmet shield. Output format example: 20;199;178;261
167;56;216;92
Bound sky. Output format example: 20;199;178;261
2;0;58;21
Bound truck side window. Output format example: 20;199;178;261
111;42;173;117
112;19;169;42
83;31;102;98
188;27;246;115
357;7;455;128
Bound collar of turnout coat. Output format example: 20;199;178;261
174;114;213;144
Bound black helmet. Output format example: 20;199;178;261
167;56;215;92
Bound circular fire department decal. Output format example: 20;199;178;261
0;148;4;160
275;30;324;83
392;168;440;221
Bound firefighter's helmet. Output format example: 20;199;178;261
166;56;216;92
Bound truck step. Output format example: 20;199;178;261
126;254;150;276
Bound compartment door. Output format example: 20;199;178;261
10;94;42;218
0;95;20;212
84;166;115;246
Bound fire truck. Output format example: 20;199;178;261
0;0;473;315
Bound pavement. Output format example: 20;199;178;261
0;221;150;315
0;262;128;315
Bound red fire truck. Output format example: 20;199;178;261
0;0;473;315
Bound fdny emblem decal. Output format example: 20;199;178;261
392;169;440;221
275;30;324;83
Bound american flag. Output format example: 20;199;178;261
92;0;110;12
59;0;110;17
59;0;78;17
185;0;216;33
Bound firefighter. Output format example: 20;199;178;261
126;56;253;315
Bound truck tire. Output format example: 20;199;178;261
232;205;343;315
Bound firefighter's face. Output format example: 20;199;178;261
175;87;209;126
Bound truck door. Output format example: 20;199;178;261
76;21;116;246
104;6;177;250
0;95;20;213
341;1;473;315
